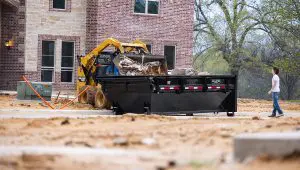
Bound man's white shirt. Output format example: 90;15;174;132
272;75;280;92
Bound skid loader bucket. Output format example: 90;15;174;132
113;53;168;76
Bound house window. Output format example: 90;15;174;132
146;44;152;53
61;41;74;82
134;0;159;15
164;46;176;70
41;41;55;82
53;0;66;9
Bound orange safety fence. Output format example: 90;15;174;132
60;86;90;110
22;76;90;110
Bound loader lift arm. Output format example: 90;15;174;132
77;38;149;93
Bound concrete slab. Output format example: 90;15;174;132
0;109;112;114
52;91;76;99
0;146;159;158
0;91;17;95
234;132;300;162
177;112;300;119
0;90;76;99
0;109;299;119
0;109;114;119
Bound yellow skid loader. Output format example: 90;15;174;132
77;38;167;108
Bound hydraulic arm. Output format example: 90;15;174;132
77;38;149;93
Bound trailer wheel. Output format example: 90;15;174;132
113;107;124;115
86;87;97;105
144;107;151;115
115;111;124;115
227;112;235;117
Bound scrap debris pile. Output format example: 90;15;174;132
114;54;210;76
115;55;167;76
170;68;210;76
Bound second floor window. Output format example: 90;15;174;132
134;0;159;15
53;0;66;9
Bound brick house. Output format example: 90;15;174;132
0;0;194;90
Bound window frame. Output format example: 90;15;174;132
53;0;66;10
134;0;160;15
163;45;176;70
49;0;71;12
41;40;56;83
61;41;75;83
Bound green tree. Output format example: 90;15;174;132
259;0;300;99
273;57;300;100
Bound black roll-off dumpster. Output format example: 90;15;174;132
97;75;237;116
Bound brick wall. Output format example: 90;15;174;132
91;0;194;68
0;0;26;90
2;0;20;8
0;3;2;64
85;0;98;53
24;0;87;90
1;0;194;91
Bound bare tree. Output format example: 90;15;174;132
194;0;264;75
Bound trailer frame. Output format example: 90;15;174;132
97;75;237;116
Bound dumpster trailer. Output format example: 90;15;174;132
77;38;237;116
97;75;237;116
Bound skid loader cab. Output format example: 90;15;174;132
95;51;119;77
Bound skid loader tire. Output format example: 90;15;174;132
78;86;89;104
94;89;110;109
86;87;97;105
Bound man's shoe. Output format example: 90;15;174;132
277;114;284;117
268;114;276;117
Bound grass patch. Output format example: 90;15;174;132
189;160;215;169
190;161;205;168
286;100;300;103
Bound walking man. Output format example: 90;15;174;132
268;67;284;117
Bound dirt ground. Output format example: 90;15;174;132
0;95;95;110
0;116;300;169
238;98;300;112
0;95;300;170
